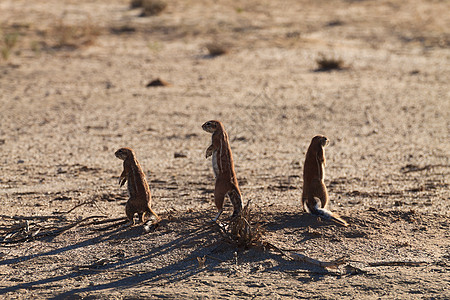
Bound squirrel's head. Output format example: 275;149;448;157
202;120;223;133
115;147;134;160
311;135;329;148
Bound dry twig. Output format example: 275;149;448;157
64;199;107;215
92;218;129;231
289;252;347;270
1;215;106;244
368;261;427;267
0;215;66;221
76;258;112;270
215;200;265;248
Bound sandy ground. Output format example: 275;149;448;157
0;0;449;298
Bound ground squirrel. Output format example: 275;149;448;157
115;147;160;228
302;135;349;226
202;120;243;221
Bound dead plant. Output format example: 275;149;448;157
141;0;167;16
51;18;100;49
217;200;265;248
130;0;144;8
315;53;345;71
1;32;19;60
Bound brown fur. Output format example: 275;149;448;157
202;120;243;221
115;147;160;225
302;135;349;226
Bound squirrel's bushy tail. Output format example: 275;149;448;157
305;199;349;227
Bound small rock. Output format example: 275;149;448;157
57;167;66;174
205;43;229;56
174;152;187;158
105;81;113;89
17;160;24;164
146;78;171;87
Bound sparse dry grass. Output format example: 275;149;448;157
315;53;345;71
130;0;144;8
51;19;100;49
141;0;167;16
1;32;19;60
218;201;265;248
0;18;100;60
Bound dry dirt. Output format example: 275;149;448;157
0;0;449;299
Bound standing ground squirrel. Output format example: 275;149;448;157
202;120;243;221
302;135;349;226
115;147;160;228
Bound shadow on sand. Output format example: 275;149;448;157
0;209;348;297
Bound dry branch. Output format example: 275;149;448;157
87;217;127;226
368;261;427;267
214;200;265;248
48;216;106;237
0;215;66;221
285;270;339;276
0;215;106;244
92;217;129;231
264;241;346;272
263;241;306;254
263;241;289;256
343;264;367;275
289;252;347;270
64;199;107;215
76;258;112;270
401;164;449;173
